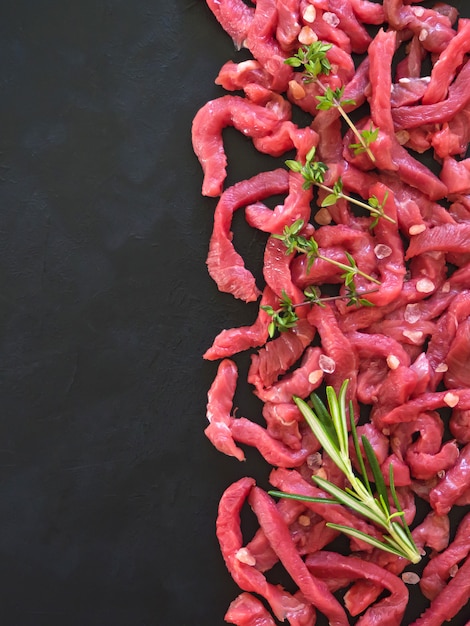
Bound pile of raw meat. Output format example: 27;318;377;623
192;0;470;623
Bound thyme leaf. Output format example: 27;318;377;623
273;219;381;287
285;43;377;162
261;290;299;338
286;152;395;227
349;123;380;156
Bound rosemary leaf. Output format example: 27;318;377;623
361;435;389;514
272;381;422;563
267;490;338;505
294;396;349;475
325;524;408;558
350;402;372;496
312;475;385;527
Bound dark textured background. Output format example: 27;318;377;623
0;1;468;625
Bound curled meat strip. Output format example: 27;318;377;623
306;551;408;626
192;96;289;197
225;592;277;626
249;486;349;625
216;477;316;625
207;169;289;302
391;411;459;480
196;0;470;623
412;553;470;625
420;512;470;600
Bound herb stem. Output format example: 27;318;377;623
312;77;376;163
336;102;376;163
270;381;422;564
316;252;381;285
316;183;395;224
285;43;378;163
297;289;379;306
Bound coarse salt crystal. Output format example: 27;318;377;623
315;207;332;225
444;392;459;407
416;278;435;293
238;60;259;73
313;467;328;479
319;354;336;374
235;548;256;566
374;244;392;259
409;224;426;235
403;329;423;344
298;26;317;45
308;369;323;385
404;303;421;324
322;11;340;27
419;28;428;41
395;130;410;145
387;355;400;370
449;564;459;578
302;4;316;23
437;469;446;478
399;77;411;84
289;80;306;100
442;281;451;293
382;428;390;436
413;6;425;16
402;572;420;585
435;363;448;373
298;514;311;527
279;416;297;427
307;452;322;469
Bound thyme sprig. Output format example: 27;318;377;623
261;290;299;338
285;43;377;162
349;122;380;157
272;218;381;284
269;380;422;564
303;285;378;308
286;147;394;227
262;285;377;337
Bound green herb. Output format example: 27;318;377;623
284;41;333;81
272;219;381;285
286;148;395;227
368;191;390;229
349;122;380;157
261;290;298;338
303;285;326;308
285;44;377;162
286;145;327;191
316;86;356;111
303;285;378;308
269;380;421;564
262;284;378;338
343;282;376;307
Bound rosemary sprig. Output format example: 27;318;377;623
286;147;394;226
272;219;381;285
269;380;421;564
285;43;377;162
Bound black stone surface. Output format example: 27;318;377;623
0;1;468;625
